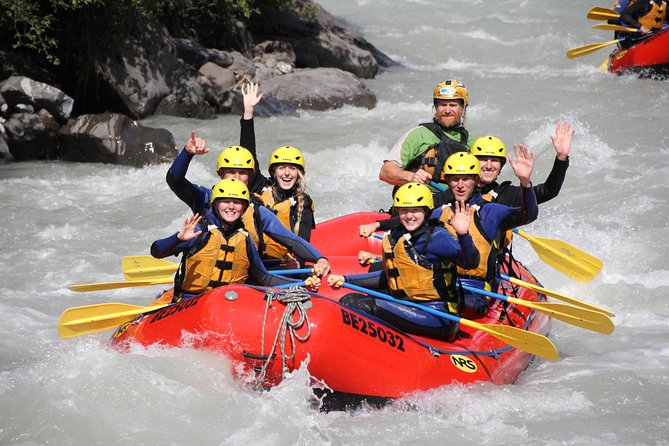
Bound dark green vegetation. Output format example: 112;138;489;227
0;0;308;66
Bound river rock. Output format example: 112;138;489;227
259;68;376;111
175;38;234;69
58;113;177;166
4;110;60;161
0;76;74;123
0;124;13;161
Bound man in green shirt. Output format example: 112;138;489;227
379;79;475;192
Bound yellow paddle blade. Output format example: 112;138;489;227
122;256;178;281
69;278;173;292
592;23;637;33
513;229;603;282
587;6;619;20
502;275;615;317
567;39;620;59
58;302;169;338
458;318;559;361
504;296;614;335
598;57;610;72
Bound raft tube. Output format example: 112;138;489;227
608;27;669;78
110;259;550;402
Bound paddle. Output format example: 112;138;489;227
69;278;173;292
60;281;308;338
123;256;306;281
58;302;170;338
512;228;603;282
592;23;639;33
587;6;620;20
498;273;615;317
459;283;614;335
338;282;558;361
567;39;623;59
122;256;178;281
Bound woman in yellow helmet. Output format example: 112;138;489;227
150;179;306;301
237;83;318;262
255;146;316;260
327;182;479;341
432;150;538;316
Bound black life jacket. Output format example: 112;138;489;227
406;121;470;181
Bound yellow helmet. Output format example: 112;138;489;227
433;79;468;106
268;146;305;171
443;152;481;177
470;136;507;163
393;182;434;210
216;145;255;173
210;178;250;205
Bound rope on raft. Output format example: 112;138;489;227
254;285;312;389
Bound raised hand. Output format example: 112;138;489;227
550;121;575;161
185;131;210;156
177;214;203;241
508;144;534;188
242;82;263;119
450;200;472;236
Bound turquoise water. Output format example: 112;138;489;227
1;0;668;444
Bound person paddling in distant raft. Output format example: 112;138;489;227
431;151;538;317
617;0;668;47
327;182;479;341
150;179;316;302
378;79;475;194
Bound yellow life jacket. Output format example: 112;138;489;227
241;204;260;249
177;225;251;295
438;203;500;282
638;1;667;30
255;187;315;260
381;229;459;313
256;188;295;259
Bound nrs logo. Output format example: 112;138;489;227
450;354;478;373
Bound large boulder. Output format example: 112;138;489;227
175;39;234;69
260;68;376;111
1;76;74;123
58;113;177;166
3;110;60;161
95;23;212;120
248;0;395;79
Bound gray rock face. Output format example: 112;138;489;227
58;113;177;166
4;110;60;160
1;76;74;122
260;68;376;111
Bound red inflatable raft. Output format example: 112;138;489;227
109;213;551;404
608;27;669;77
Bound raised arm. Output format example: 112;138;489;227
166;133;213;214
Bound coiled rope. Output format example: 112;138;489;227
254;285;312;389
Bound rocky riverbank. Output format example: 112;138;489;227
0;0;394;166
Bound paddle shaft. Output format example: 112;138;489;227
459;283;614;334
499;273;615;317
567;39;623;59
